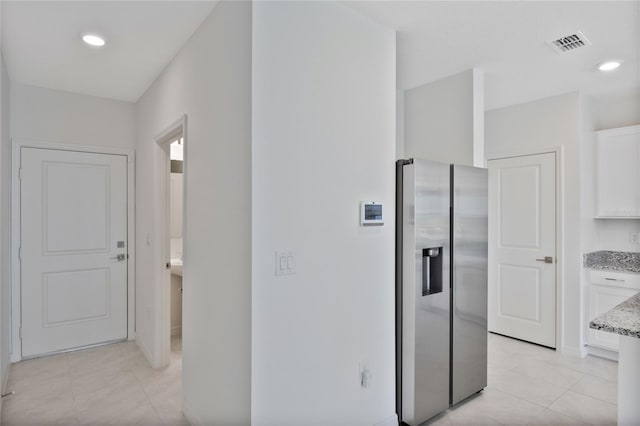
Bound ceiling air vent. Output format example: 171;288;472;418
547;31;592;53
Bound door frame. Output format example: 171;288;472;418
487;146;563;352
153;114;187;368
11;139;136;362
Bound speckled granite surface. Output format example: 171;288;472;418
584;251;640;274
590;292;640;339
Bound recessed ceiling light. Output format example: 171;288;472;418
597;61;621;72
82;34;106;47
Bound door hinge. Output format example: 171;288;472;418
18;168;22;181
18;327;22;340
18;247;21;261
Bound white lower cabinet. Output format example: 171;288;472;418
587;270;640;353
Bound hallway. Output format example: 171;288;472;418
1;340;184;425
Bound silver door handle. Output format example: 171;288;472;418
536;256;553;264
111;253;126;262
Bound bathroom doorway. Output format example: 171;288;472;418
169;137;184;356
155;114;187;368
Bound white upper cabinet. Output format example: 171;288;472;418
595;125;640;218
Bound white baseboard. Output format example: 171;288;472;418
0;362;11;418
2;363;10;393
587;345;619;361
136;339;159;369
374;413;399;426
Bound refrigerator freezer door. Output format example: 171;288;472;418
400;159;451;425
451;165;488;405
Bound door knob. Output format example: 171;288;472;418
536;256;553;264
111;253;126;262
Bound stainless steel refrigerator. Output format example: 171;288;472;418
395;158;488;425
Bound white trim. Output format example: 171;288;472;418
1;362;9;392
594;124;640;137
487;146;564;352
587;345;618;361
10;139;135;362
560;345;588;359
153;114;187;369
154;116;186;144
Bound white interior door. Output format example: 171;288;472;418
488;152;556;348
21;147;128;358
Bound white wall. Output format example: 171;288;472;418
579;95;598;254
592;93;640;253
396;89;405;159
134;1;252;424
252;2;396;425
579;94;598;348
0;28;12;408
595;220;640;252
8;82;136;361
10;84;134;148
486;92;583;355
580;95;599;253
594;92;640;131
404;69;483;166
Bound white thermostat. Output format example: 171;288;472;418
360;202;383;226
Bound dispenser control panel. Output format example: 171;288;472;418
360;202;383;226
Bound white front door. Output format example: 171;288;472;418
488;152;557;348
21;147;128;358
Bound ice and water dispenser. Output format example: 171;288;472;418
422;247;443;296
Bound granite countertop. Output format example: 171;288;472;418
583;251;640;274
590;292;640;339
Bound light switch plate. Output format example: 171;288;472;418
629;232;640;245
275;251;296;276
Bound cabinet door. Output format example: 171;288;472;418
596;126;640;218
588;284;639;351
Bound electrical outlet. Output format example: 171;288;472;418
629;232;640;245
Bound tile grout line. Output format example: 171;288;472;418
65;352;83;425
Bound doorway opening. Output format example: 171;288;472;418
154;114;187;369
168;137;184;357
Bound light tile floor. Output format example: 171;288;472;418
1;333;617;425
1;337;185;425
430;333;618;425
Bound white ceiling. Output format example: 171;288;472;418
1;1;217;103
346;1;640;110
1;1;638;109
